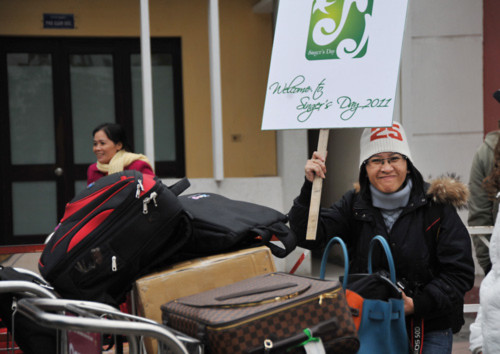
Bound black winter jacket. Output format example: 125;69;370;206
288;176;475;334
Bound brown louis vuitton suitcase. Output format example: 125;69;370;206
161;272;359;353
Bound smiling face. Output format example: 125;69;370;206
93;130;123;164
365;152;408;193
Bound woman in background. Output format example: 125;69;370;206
87;122;154;185
469;142;500;354
87;122;154;315
469;205;500;354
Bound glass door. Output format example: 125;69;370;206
0;39;120;244
0;37;71;246
7;52;59;241
0;37;184;246
70;53;116;195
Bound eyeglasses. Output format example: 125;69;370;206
366;154;405;167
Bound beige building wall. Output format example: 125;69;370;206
0;0;277;178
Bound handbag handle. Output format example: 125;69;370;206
368;235;397;284
320;236;397;287
319;237;349;290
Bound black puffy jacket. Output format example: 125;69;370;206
288;176;475;334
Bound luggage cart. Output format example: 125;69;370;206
0;280;202;354
0;272;58;353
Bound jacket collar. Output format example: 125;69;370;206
352;176;468;213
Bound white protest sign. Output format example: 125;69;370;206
261;0;409;130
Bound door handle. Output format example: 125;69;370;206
54;167;64;176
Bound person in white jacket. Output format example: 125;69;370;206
470;207;500;354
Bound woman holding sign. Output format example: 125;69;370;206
288;122;474;353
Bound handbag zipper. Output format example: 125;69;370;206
205;287;341;331
143;192;158;214
136;178;144;198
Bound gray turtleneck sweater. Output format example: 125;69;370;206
370;179;413;232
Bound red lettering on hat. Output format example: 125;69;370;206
370;123;403;141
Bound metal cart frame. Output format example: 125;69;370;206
0;279;201;354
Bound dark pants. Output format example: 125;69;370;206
422;328;453;354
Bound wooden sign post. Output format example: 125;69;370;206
306;129;329;240
261;1;409;241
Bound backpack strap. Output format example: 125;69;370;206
251;222;297;258
168;177;190;196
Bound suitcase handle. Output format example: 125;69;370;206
178;281;311;308
215;282;298;301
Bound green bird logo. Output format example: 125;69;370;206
306;0;373;60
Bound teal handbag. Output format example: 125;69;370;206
321;235;409;354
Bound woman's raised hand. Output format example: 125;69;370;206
305;151;327;182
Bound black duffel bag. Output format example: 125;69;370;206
178;193;296;258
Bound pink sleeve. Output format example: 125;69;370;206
87;163;106;185
126;160;155;176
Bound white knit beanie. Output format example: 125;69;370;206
359;122;412;166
